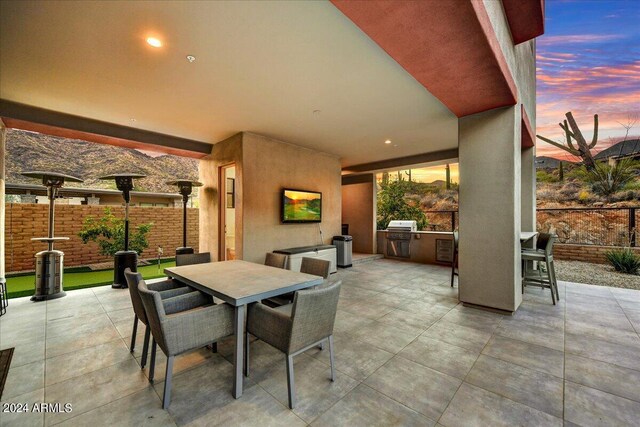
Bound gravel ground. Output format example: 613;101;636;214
555;260;640;290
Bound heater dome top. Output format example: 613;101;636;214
166;179;203;186
21;171;83;183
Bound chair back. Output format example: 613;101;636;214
124;268;148;325
265;252;287;269
536;233;556;255
176;252;211;267
288;280;341;353
137;278;169;353
453;230;459;251
300;257;330;279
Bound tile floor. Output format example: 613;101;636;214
1;259;639;426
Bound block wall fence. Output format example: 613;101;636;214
553;243;640;264
4;203;199;273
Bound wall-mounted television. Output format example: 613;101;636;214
282;189;322;223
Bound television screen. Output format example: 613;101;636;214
282;189;322;223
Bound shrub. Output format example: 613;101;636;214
605;248;640;275
583;159;639;197
536;170;557;183
79;207;153;257
377;179;428;230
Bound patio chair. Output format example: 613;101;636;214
124;269;209;370
266;257;330;307
175;252;211;266
450;230;458;287
522;233;559;304
137;278;234;409
265;252;287;269
245;280;342;409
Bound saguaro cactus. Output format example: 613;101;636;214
537;112;598;171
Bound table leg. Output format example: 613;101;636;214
233;304;245;399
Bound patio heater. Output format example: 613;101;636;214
21;171;83;301
166;179;202;255
99;173;146;288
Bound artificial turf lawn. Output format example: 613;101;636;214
6;260;177;299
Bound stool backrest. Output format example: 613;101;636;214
536;233;556;255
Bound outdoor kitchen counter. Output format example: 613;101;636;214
376;230;454;265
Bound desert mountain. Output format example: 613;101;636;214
6;129;200;194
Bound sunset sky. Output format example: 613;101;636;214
536;0;640;159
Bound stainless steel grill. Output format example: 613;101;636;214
385;220;417;258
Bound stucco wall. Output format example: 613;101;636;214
199;133;243;260
342;179;376;254
242;133;342;263
198;132;342;264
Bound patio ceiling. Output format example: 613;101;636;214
0;1;457;167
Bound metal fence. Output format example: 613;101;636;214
423;207;639;247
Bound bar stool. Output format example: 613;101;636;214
521;233;559;304
450;230;458;287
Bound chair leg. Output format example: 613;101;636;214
140;325;151;369
328;335;336;382
546;259;556;305
244;333;250;377
211;342;217;353
450;253;456;287
162;356;174;409
149;339;157;383
549;259;560;301
130;316;138;353
286;355;296;409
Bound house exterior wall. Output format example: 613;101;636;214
241;133;342;264
4;203;198;272
198;132;341;264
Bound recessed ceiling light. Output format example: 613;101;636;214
385;139;392;144
313;110;321;116
186;55;196;63
130;118;136;122
146;37;162;48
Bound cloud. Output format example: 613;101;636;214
537;34;624;46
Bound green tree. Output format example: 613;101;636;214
79;207;153;257
377;180;428;230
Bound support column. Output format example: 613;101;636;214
0;120;6;290
458;106;522;312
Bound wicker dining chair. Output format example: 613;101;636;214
245;280;342;409
138;278;234;409
265;252;288;269
124;269;207;370
176;252;211;267
266;257;331;307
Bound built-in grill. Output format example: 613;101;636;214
385;220;417;258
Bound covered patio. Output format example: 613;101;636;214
2;1;639;426
2;258;639;426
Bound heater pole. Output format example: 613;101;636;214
47;186;56;251
182;194;188;248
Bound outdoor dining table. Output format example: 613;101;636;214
164;260;323;399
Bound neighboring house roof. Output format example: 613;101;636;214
6;182;182;199
535;156;572;169
594;139;640;160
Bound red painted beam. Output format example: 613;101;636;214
331;0;518;117
521;105;535;148
502;0;545;45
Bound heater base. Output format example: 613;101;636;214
176;247;194;256
113;251;138;288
